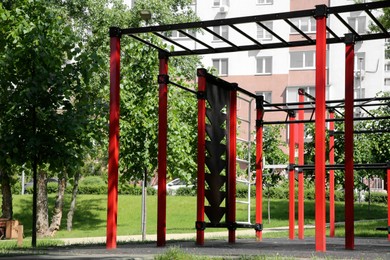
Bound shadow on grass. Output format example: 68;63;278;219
13;196;105;237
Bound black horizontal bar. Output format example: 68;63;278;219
334;129;390;135
296;163;388;171
168;81;197;95
261;116;390;125
121;1;390;36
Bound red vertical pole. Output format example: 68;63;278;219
196;69;207;245
157;52;169;247
288;111;296;240
345;34;355;250
255;96;264;241
314;5;327;252
228;87;237;243
329;109;335;237
107;27;121;250
298;89;305;240
387;163;390;241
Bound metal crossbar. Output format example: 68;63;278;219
119;1;390;57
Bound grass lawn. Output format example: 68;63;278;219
9;194;389;240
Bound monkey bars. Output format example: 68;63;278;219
108;1;390;252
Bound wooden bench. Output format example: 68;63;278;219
0;218;8;240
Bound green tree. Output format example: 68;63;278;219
0;0;102;239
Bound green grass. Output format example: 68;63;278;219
8;195;389;240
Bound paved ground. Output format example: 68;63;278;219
1;228;389;259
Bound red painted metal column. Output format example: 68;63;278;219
288;111;296;240
387;163;390;241
196;68;207;245
344;34;355;250
298;89;305;240
255;96;264;241
314;5;327;252
157;52;169;247
107;27;121;250
228;87;237;243
328;109;335;237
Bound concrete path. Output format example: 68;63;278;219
60;225;308;245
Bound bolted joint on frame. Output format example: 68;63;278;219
288;110;296;118
256;119;263;127
344;33;356;45
231;83;239;91
254;223;263;231
197;68;207;77
158;51;170;60
256;95;264;110
227;222;237;231
158;74;169;84
109;27;122;38
298;88;305;96
314;4;328;18
328;130;335;137
197;91;206;100
195;221;206;231
328;107;335;113
287;164;296;171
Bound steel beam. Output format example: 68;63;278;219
255;96;264;241
196;69;207;245
344;34;355;250
314;6;327;252
157;53;169;247
107;27;121;249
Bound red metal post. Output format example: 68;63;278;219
196;69;207;245
345;34;355;250
255;96;264;241
288;111;296;240
157;52;169;247
314;5;327;252
228;88;237;243
329;109;335;237
387;164;390;241
107;27;121;249
298;89;305;240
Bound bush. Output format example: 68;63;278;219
79;176;105;186
78;184;107;194
365;191;387;204
175;187;196;196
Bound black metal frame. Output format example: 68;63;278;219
117;1;389;57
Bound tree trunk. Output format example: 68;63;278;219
1;169;13;219
48;172;67;236
67;172;80;231
36;170;49;237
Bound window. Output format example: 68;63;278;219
290;17;316;33
385;63;390;72
257;21;273;41
385;78;390;86
290;51;315;69
255;91;272;103
386;49;390;59
256;56;272;74
170;29;196;38
213;26;229;41
354;52;365;71
212;58;228;76
257;0;273;4
347;16;366;34
213;0;229;7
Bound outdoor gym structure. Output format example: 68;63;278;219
107;1;390;252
